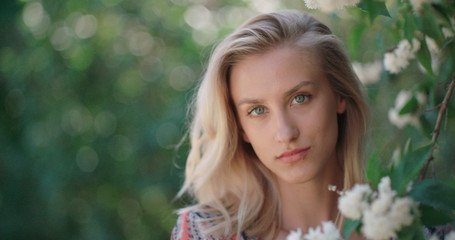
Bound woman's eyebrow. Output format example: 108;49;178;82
285;80;316;96
237;98;262;107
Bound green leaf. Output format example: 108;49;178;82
397;219;425;240
439;43;454;82
417;38;434;76
399;96;418;115
403;138;413;156
419;115;433;140
409;179;455;211
421;8;442;39
419;205;454;226
343;218;361;240
357;0;390;23
391;144;433;194
366;151;381;186
404;13;417;43
348;23;366;59
431;4;453;26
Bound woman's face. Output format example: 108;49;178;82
229;46;346;184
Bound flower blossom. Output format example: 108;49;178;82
388;90;426;129
383;39;420;74
338;184;372;220
304;0;360;13
352;61;382;85
303;226;325;240
287;228;303;240
321;221;342;240
286;221;342;240
425;36;441;74
338;177;416;240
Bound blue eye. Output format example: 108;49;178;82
249;107;265;116
292;95;307;104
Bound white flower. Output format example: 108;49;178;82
303;226;324;240
369;177;395;215
287;228;304;240
352;61;382;85
388;90;422;129
389;197;414;228
304;0;360;13
288;222;342;240
446;231;455;240
424;36;441;74
411;38;421;53
388;108;420;129
322;221;342;240
383;39;420;74
360;177;416;240
362;211;397;239
370;191;394;215
378;176;392;194
383;52;401;74
338;184;372;220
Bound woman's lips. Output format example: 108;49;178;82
276;147;310;163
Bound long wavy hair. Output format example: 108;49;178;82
177;10;369;240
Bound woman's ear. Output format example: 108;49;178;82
337;96;347;114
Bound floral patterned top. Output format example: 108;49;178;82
171;211;452;240
171;211;259;240
424;224;454;239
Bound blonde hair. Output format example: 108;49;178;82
177;10;369;239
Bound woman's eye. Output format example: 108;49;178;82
292;95;308;104
249;107;265;116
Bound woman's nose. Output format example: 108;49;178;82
274;111;299;144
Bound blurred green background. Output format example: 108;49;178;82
1;0;454;239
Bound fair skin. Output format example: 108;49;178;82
230;46;346;240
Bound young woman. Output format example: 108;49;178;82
171;10;369;240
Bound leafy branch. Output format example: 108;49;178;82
419;75;455;180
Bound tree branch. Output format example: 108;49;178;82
419;75;455;180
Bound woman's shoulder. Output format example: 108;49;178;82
171;211;259;240
171;211;207;240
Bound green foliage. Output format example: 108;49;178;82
409;179;455;211
419;205;454;227
366;151;386;186
357;0;390;23
416;38;434;76
390;144;432;194
397;219;426;240
342;218;361;240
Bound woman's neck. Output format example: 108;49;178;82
277;163;343;234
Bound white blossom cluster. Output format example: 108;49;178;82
423;36;442;74
338;177;416;240
383;39;420;74
388;90;427;129
304;0;360;13
352;61;382;85
286;221;342;240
